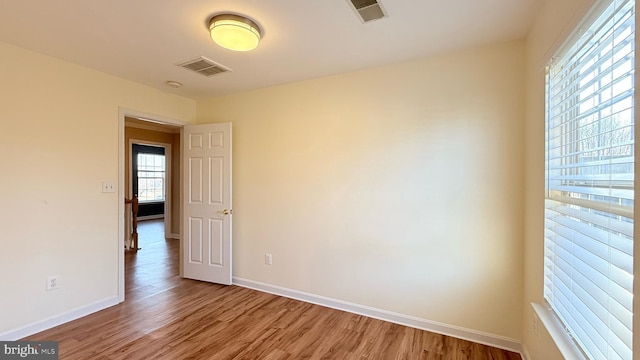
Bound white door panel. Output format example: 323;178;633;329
182;123;232;284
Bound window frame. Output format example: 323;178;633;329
136;152;166;204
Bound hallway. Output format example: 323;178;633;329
126;219;181;300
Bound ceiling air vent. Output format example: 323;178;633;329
349;0;386;22
177;57;231;77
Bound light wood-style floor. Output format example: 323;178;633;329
24;220;522;360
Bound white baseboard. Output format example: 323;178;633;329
232;277;524;355
0;296;121;341
137;215;164;221
169;233;181;240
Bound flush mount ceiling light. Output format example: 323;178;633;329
209;14;261;52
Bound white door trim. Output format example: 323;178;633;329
118;108;187;303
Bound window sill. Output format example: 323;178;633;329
531;303;587;360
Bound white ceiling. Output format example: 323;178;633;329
0;0;542;100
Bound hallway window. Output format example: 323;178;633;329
544;0;634;359
137;153;165;202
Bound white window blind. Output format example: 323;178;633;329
544;0;635;359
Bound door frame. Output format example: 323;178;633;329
118;107;187;302
128;139;173;238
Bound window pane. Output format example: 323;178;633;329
137;153;166;202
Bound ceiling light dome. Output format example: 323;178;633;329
209;14;261;52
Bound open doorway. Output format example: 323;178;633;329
118;109;186;302
127;142;171;260
125;118;181;239
118;109;234;300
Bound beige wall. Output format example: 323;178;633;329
522;0;596;359
0;41;195;335
197;40;526;339
125;125;181;234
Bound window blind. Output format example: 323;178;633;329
544;0;635;359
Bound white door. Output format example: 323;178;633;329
182;123;232;284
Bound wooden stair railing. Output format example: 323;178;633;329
124;195;139;251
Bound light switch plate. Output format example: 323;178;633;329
102;181;115;193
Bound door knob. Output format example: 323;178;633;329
223;209;233;215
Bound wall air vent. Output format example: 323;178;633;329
177;57;231;77
349;0;386;22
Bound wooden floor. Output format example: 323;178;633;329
25;220;521;360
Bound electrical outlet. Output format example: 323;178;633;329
46;275;60;291
265;253;273;265
102;181;115;193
